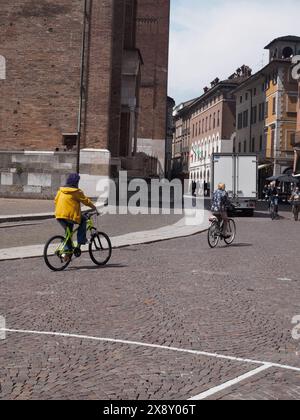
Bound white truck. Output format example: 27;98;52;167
211;153;258;216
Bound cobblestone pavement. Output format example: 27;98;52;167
0;213;300;400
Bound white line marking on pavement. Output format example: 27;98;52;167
2;328;300;375
277;278;293;282
188;364;272;400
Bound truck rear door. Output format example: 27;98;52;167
212;154;234;198
236;155;257;198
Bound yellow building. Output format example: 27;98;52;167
264;62;298;175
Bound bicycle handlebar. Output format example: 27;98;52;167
82;209;101;217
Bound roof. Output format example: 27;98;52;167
265;36;300;49
190;76;248;109
173;97;199;116
233;59;292;93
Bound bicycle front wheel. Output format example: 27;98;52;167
224;219;236;245
44;236;72;272
89;232;112;266
208;222;220;248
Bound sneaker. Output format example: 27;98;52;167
61;254;71;263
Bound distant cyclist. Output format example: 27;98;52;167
267;182;280;217
211;183;231;238
290;186;300;221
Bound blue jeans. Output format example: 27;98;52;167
58;217;87;250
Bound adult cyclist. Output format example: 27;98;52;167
268;182;280;218
211;183;231;238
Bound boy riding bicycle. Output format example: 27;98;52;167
55;173;97;260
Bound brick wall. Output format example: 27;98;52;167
135;0;170;168
0;0;171;180
83;0;114;150
0;0;84;151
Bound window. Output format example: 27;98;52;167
243;110;249;128
240;96;243;104
206;117;208;132
259;103;265;121
238;143;241;153
217;111;220;127
209;115;212;130
290;132;296;147
259;103;262;121
245;93;249;101
213;113;216;129
254;88;257;96
244;141;247;153
265;101;269;118
0;55;6;80
272;97;276;115
251;106;257;124
259;135;263;152
282;46;294;59
238;113;243;130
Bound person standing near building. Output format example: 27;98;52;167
192;180;197;197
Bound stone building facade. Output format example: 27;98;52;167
0;0;170;197
189;67;251;187
172;99;196;179
293;78;300;174
135;0;170;174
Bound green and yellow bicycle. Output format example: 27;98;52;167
44;210;112;271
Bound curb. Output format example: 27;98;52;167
0;213;54;224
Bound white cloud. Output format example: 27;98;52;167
169;0;300;104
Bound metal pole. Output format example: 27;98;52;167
77;0;88;174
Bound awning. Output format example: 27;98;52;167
258;164;272;170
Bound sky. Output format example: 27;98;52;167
168;0;300;104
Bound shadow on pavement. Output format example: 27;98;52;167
68;263;128;271
219;243;253;248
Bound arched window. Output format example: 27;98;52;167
282;46;294;59
0;55;6;80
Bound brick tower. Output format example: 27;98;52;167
135;0;171;173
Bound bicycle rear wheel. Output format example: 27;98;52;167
224;219;236;245
89;232;112;266
44;236;72;272
208;222;220;248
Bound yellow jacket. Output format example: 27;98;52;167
55;187;94;224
